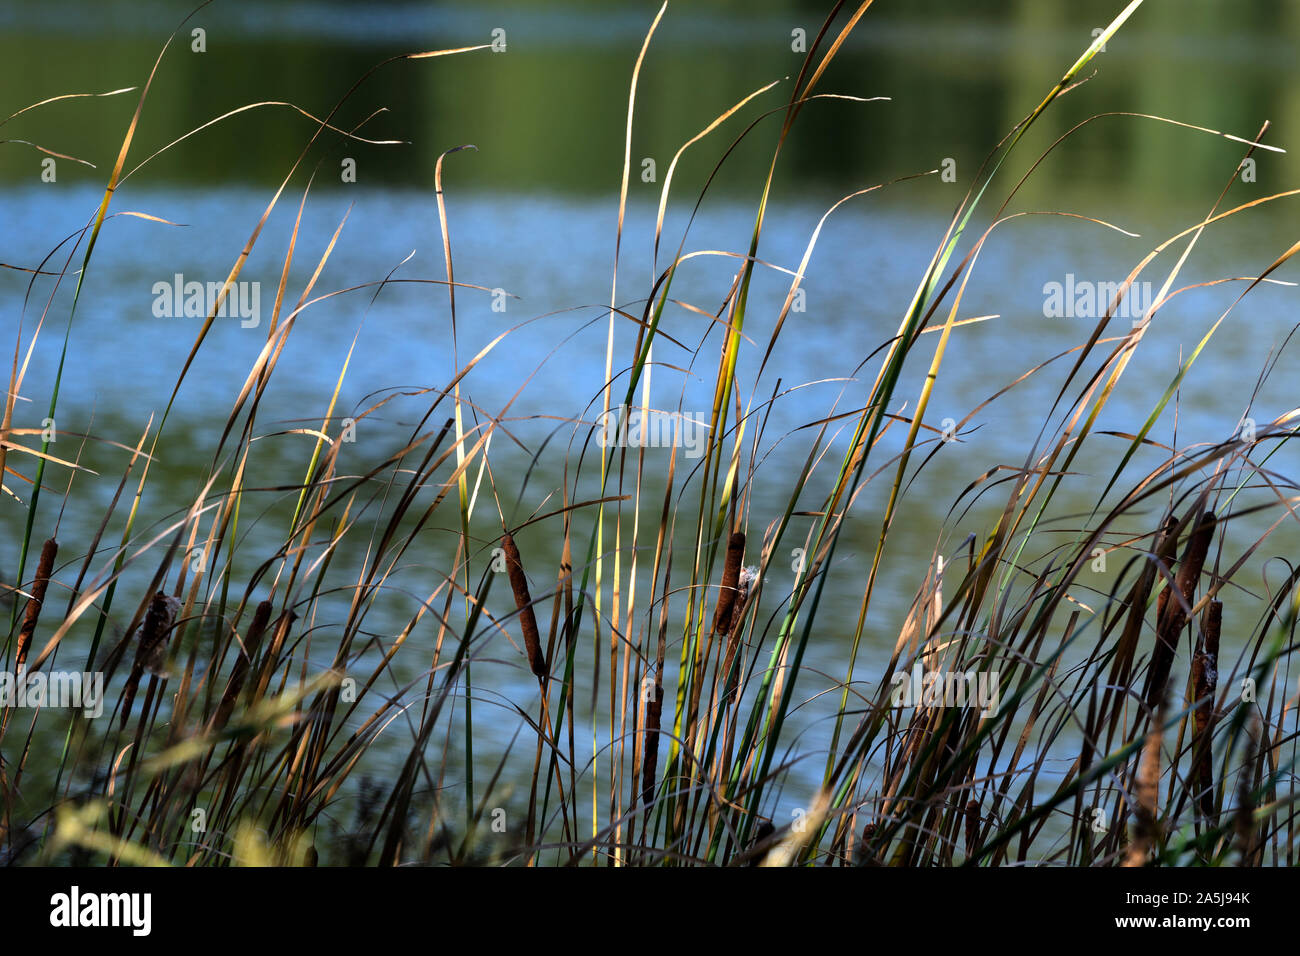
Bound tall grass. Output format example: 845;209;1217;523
1;0;1298;867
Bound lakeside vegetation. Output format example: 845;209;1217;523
1;0;1298;866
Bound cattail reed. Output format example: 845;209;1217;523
502;533;546;678
1191;599;1221;822
719;565;758;704
249;609;297;705
639;676;663;817
1145;510;1215;710
1153;514;1179;624
1233;716;1265;866
120;591;180;729
713;532;745;635
964;799;980;856
859;822;882;866
14;537;57;674
747;820;775;866
212;599;272;732
1123;709;1163;867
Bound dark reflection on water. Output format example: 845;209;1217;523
3;0;1299;201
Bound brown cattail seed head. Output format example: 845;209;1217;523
713;532;746;635
502;533;546;678
15;537;57;673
